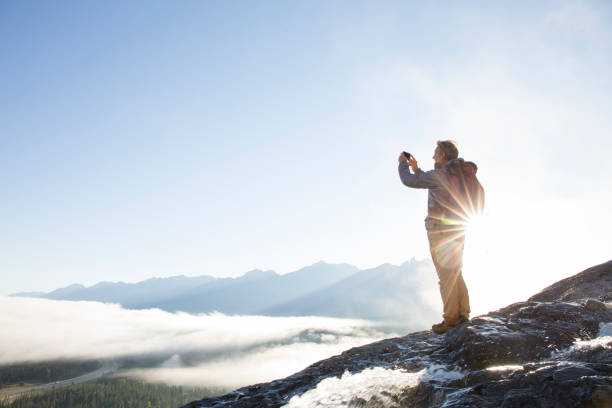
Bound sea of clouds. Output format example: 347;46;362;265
0;296;391;389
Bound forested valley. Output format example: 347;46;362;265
0;360;101;388
1;378;222;408
0;360;225;408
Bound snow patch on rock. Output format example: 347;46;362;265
284;364;465;408
284;367;423;407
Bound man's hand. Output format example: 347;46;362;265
408;156;418;172
398;152;408;163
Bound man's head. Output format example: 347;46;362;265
433;140;458;168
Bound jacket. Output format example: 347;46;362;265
398;159;476;230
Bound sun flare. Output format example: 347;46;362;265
462;213;502;316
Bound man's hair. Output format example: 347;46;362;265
437;140;459;161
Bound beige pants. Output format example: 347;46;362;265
427;229;471;325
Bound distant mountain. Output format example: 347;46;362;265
11;275;216;308
10;261;362;315
10;260;440;322
264;259;439;323
136;261;360;314
46;283;86;298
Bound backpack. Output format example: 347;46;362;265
436;159;485;226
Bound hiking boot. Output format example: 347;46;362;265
432;320;456;334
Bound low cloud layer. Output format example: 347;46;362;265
1;296;389;388
125;339;375;389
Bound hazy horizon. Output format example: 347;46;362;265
9;258;416;293
10;256;603;321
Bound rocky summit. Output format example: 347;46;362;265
183;261;612;408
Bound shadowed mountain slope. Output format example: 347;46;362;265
183;260;612;408
264;260;439;323
150;262;359;314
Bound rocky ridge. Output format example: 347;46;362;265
183;260;612;408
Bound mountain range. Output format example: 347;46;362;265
11;259;440;323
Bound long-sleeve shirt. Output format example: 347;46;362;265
398;161;452;230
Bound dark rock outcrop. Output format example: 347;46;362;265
528;260;612;302
183;260;612;408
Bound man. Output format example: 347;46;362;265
398;140;473;334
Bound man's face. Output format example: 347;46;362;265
433;147;446;167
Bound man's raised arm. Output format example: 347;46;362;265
398;154;439;189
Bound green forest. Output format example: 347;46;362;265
1;378;223;408
0;360;101;388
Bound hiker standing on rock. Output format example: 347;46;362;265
398;140;484;334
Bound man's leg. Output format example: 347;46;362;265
453;233;471;320
456;270;471;320
436;266;462;325
428;230;469;326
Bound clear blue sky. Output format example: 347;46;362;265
2;1;611;309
